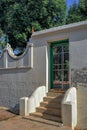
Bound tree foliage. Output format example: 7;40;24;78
0;28;7;48
79;0;87;20
0;0;67;48
66;0;87;24
1;0;87;49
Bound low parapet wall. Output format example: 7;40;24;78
20;86;46;116
62;87;77;129
0;43;33;112
0;43;33;69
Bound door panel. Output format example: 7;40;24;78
50;40;69;89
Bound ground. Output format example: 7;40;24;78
0;108;71;130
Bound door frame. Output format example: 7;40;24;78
50;39;69;89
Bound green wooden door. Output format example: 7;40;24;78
50;40;69;89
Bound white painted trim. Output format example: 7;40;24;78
46;45;49;93
20;97;28;116
29;44;33;68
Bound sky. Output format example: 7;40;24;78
67;0;79;8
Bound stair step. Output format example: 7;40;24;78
40;101;61;109
43;96;62;103
36;106;61;116
29;90;65;123
30;112;62;122
50;89;66;93
47;92;64;97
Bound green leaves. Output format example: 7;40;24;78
0;0;67;48
0;28;7;49
66;0;87;24
79;0;87;20
1;0;87;49
15;33;27;43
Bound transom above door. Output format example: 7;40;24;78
50;39;69;89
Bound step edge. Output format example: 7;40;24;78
36;106;61;111
30;111;61;117
24;115;63;127
30;112;61;120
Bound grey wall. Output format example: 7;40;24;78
69;29;87;127
0;45;46;112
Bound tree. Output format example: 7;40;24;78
66;0;87;24
0;0;67;49
66;1;81;24
79;0;87;20
0;28;7;49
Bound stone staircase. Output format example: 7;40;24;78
30;90;65;123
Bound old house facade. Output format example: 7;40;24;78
0;21;87;129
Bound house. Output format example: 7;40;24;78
0;21;87;129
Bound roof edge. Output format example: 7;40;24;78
32;20;87;37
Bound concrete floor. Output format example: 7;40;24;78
0;109;71;130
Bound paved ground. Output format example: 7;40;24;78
0;109;71;130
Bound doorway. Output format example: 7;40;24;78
50;40;69;90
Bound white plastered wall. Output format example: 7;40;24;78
31;21;87;128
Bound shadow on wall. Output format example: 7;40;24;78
9;103;19;114
0;80;45;114
71;67;87;87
